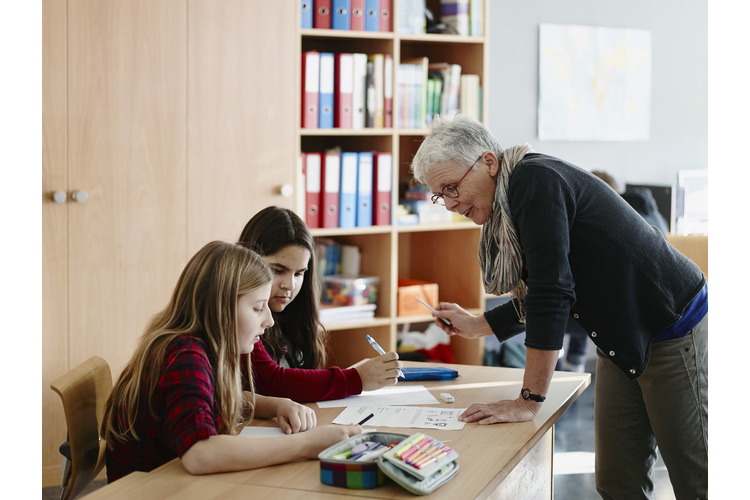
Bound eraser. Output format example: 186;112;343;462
439;393;454;404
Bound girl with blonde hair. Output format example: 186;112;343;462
102;241;360;482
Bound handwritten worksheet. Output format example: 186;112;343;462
332;405;467;430
317;385;440;408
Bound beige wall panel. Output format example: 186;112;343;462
187;0;297;252
67;0;188;378
42;0;70;484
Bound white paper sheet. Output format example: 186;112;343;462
332;405;467;430
317;385;440;408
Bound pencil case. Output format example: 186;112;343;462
397;366;460;381
318;431;409;489
318;432;459;495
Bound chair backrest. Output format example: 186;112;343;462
50;356;113;500
666;234;708;281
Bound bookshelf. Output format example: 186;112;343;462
297;0;489;367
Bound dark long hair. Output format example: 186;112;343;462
238;206;327;368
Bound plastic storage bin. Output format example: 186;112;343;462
321;275;380;306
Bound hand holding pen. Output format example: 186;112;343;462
365;334;405;379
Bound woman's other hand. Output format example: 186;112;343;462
301;424;362;458
434;302;494;338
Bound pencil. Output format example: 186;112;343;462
357;413;375;425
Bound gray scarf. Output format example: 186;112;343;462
478;144;533;322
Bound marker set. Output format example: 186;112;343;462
394;435;452;469
380;432;459;480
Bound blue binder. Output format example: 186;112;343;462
332;0;351;30
356;151;373;227
364;0;380;31
318;52;335;129
339;152;358;228
300;0;313;29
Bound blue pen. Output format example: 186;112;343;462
366;334;405;378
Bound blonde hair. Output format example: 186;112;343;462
102;241;272;444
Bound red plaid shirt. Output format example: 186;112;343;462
106;336;220;482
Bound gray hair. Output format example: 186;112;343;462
410;113;504;183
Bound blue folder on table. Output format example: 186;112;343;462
398;367;460;381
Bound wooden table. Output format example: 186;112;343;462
84;362;590;499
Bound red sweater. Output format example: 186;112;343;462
246;340;363;403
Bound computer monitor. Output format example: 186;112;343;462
671;169;708;235
624;183;673;232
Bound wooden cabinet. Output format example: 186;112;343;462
42;0;296;486
298;2;490;369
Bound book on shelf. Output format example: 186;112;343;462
319;52;335;129
470;0;483;36
440;0;470;36
428;62;462;115
314;0;332;29
352;53;368;129
398;57;428;129
398;0;425;34
364;0;380;31
459;74;481;121
300;0;313;29
334;53;354;128
301;51;320;128
321;152;341;228
319;303;376;324
339;152;358;229
356;151;374;227
351;0;365;30
367;54;385;128
303;152;322;228
332;0;352;30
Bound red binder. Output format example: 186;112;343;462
373;152;392;225
321;152;341;228
314;0;332;29
301;51;320;128
334;53;354;128
384;54;393;128
303;152;322;228
351;0;365;30
380;0;392;32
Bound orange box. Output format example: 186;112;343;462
397;278;439;317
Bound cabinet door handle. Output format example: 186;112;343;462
71;190;89;203
52;190;67;203
279;184;293;197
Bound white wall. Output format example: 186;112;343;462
486;0;707;187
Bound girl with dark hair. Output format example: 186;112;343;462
238;206;401;402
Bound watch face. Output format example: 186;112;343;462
521;389;530;399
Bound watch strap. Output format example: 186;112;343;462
520;388;546;402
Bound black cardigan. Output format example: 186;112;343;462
483;153;705;380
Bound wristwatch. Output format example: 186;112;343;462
520;388;546;403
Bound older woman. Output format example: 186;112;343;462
411;113;707;500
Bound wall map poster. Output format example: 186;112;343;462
538;23;652;141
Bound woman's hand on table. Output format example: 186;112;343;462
459;397;541;424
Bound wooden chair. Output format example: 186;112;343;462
50;356;113;500
666;234;708;281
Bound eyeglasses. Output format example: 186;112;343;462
431;154;483;206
